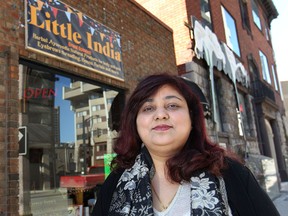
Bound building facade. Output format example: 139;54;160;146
0;0;178;215
281;81;288;164
135;0;288;197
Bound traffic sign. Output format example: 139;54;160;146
19;126;27;155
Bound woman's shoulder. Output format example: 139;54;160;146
223;157;246;174
101;169;124;191
222;156;256;190
93;169;124;215
222;157;280;216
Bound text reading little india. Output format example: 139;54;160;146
28;4;121;62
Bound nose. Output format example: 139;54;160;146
154;107;169;120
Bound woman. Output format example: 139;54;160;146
93;74;279;216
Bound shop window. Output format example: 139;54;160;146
200;0;212;29
221;6;241;57
259;50;271;84
18;63;124;215
251;0;262;30
239;0;251;32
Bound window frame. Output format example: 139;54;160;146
271;64;279;91
259;50;271;84
251;0;262;30
200;0;212;29
221;6;241;57
239;0;251;33
18;59;125;215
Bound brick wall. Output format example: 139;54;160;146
136;0;280;100
135;0;282;134
135;0;193;65
0;0;177;215
211;0;282;109
211;1;272;70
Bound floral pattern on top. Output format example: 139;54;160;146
109;154;154;216
191;172;231;215
108;148;232;216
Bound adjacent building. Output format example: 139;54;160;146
135;0;288;197
281;81;288;164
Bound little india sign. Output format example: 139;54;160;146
25;0;124;80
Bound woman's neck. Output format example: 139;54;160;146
150;153;169;178
150;157;180;212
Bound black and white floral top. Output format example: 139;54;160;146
108;148;232;216
93;147;280;216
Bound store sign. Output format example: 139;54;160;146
25;0;124;81
24;87;56;99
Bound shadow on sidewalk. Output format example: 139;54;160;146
273;182;288;216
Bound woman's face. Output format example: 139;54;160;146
136;84;192;156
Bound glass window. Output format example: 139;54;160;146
251;0;262;30
259;50;271;84
265;23;271;41
96;115;102;123
77;110;88;117
107;98;114;105
221;6;241;56
18;63;124;215
237;92;253;137
92;104;102;111
77;123;83;129
239;0;251;32
271;65;279;91
200;0;212;29
214;78;224;132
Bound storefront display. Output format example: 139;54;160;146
19;64;123;215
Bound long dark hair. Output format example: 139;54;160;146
111;74;235;182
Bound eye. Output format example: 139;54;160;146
166;103;180;110
142;105;155;112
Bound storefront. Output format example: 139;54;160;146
0;0;177;215
18;61;125;215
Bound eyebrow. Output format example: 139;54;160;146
145;95;183;102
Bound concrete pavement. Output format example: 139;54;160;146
273;182;288;216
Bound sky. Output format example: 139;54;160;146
54;75;75;143
270;0;288;82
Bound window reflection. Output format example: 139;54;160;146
251;0;262;30
221;6;241;57
19;64;124;215
63;82;120;173
200;0;212;29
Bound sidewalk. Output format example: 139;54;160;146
273;182;288;216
